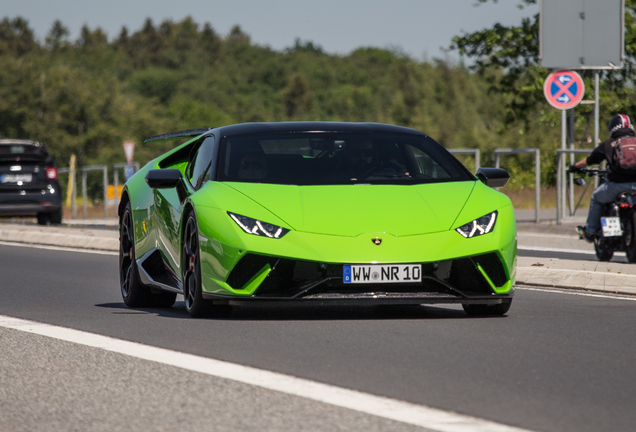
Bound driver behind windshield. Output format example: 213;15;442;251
324;139;379;181
344;139;377;179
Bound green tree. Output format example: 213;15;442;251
45;20;70;51
0;17;37;56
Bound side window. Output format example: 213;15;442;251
190;136;216;189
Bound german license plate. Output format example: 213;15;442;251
0;173;32;183
343;264;421;284
601;217;622;237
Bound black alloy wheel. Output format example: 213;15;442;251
182;212;231;318
120;202;176;308
120;202;153;307
183;213;212;317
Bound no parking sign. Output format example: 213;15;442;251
543;70;585;110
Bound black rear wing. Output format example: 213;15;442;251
144;128;212;144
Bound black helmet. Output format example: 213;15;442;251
608;114;634;137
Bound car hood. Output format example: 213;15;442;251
222;181;476;237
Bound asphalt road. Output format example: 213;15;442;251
2;243;636;432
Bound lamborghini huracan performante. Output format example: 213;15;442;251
118;122;516;317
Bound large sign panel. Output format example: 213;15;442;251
540;0;624;69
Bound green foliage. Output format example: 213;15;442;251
128;67;179;103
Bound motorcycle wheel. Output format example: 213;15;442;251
594;237;614;262
623;210;636;263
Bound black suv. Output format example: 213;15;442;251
0;139;62;224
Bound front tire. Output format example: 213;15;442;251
182;212;214;317
463;299;512;316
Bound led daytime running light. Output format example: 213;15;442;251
456;211;497;238
228;212;289;239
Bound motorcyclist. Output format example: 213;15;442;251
570;114;636;242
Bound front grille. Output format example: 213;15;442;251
226;252;509;299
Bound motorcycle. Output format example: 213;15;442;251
572;168;636;262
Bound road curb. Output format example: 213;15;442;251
0;224;119;252
517;266;636;296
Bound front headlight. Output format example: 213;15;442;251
455;211;497;238
228;212;290;239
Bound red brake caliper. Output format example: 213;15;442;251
189;255;195;272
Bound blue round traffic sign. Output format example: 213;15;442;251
543;70;585;110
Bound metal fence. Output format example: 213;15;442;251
494;149;541;223
58;162;138;220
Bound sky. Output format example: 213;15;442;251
3;0;539;60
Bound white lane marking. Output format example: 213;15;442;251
0;314;534;432
0;240;118;256
518;286;636;301
518;245;626;257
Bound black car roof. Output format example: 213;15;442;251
210;122;428;138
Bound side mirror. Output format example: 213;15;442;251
145;169;183;189
145;169;189;203
573;178;586;186
476;167;510;188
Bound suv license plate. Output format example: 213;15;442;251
601;217;622;237
343;264;421;284
0;174;32;183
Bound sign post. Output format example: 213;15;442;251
123;141;135;182
544;70;585;224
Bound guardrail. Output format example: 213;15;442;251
58;162;138;220
81;165;108;219
494;148;541;223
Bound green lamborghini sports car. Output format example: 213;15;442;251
118;122;516;317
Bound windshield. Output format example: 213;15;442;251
217;133;473;185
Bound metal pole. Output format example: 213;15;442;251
535;149;541;224
494;153;500;169
474;149;480;173
103;167;108;218
114;168;119;200
568;109;575;216
71;167;77;219
557;109;567;224
82;170;87;219
594;71;600;190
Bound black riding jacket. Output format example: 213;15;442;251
586;128;636;183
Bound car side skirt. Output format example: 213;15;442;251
136;248;183;294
